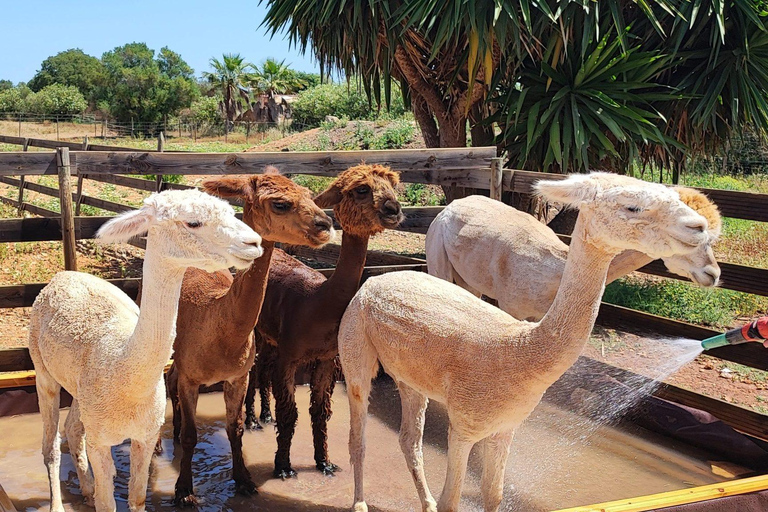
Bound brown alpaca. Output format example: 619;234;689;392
244;163;403;478
165;169;334;506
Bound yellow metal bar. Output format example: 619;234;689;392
554;473;768;512
0;362;173;390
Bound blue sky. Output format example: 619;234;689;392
0;0;320;84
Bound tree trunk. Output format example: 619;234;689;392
469;103;494;148
411;92;439;148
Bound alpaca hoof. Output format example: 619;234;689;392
235;478;259;496
316;460;339;475
273;467;297;480
260;411;273;424
154;438;163;455
172;488;198;507
353;502;368;512
83;494;95;507
244;416;262;431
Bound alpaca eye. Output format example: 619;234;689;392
626;206;642;213
186;221;202;228
272;201;291;212
355;186;370;195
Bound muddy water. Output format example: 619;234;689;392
0;381;730;512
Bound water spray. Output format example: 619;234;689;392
701;316;768;350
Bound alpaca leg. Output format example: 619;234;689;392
309;358;338;474
64;399;94;506
127;437;154;512
436;426;473;512
339;317;380;512
272;360;298;479
223;374;258;496
347;374;373;512
173;377;200;506
166;364;181;444
258;341;275;424
397;383;436;512
244;362;261;430
88;443;117;512
479;429;514;512
36;366;64;512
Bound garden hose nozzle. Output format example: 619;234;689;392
701;316;768;350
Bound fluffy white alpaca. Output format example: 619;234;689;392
28;189;263;512
426;188;721;321
339;173;713;512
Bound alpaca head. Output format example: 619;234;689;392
536;172;710;261
313;163;405;237
202;167;334;247
658;187;721;287
96;189;263;272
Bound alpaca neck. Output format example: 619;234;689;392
123;229;187;398
222;240;275;339
605;250;653;284
536;214;616;375
323;231;369;312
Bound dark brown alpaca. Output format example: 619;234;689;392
244;163;403;478
165;169;334;506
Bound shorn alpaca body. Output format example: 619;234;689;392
426;190;721;322
165;170;334;505
28;190;262;512
245;164;404;478
339;173;713;512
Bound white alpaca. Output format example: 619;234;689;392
426;188;721;322
339;173;713;512
28;189;263;512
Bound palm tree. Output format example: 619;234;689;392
263;0;768;186
252;58;304;97
203;53;254;128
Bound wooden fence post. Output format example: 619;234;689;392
490;157;503;202
56;115;60;141
156;132;165;192
56;147;77;271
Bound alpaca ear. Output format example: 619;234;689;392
202;176;252;199
535;174;600;207
96;207;155;244
314;184;343;208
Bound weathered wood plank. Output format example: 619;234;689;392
74;148;497;187
597;303;768;371
57;148;77;270
639;259;768;297
0;217;106;242
0;135;27;146
21;203;58;217
0;348;33;373
0;176;135;215
284;244;425;266
0;279;140;310
0;152;58;176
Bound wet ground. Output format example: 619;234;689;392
0;380;732;512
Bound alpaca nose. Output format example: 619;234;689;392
314;215;333;232
382;200;401;216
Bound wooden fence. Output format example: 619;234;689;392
1;145;768;438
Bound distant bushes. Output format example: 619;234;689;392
0;84;87;115
291;81;408;128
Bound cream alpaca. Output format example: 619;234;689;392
426;188;721;322
28;189;263;512
339;173;712;512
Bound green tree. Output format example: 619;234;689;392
25;84;88;115
289;71;322;91
0;80;13;91
101;43;199;128
291;82;371;127
202;53;254;126
188;96;224;125
252;58;303;96
264;0;768;187
27;49;105;104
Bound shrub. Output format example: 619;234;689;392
188;96;223;125
25;84;87;115
291;83;371;128
371;119;414;149
0;88;26;113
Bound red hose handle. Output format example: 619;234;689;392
742;316;768;342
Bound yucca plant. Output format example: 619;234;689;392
203;53;255;126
